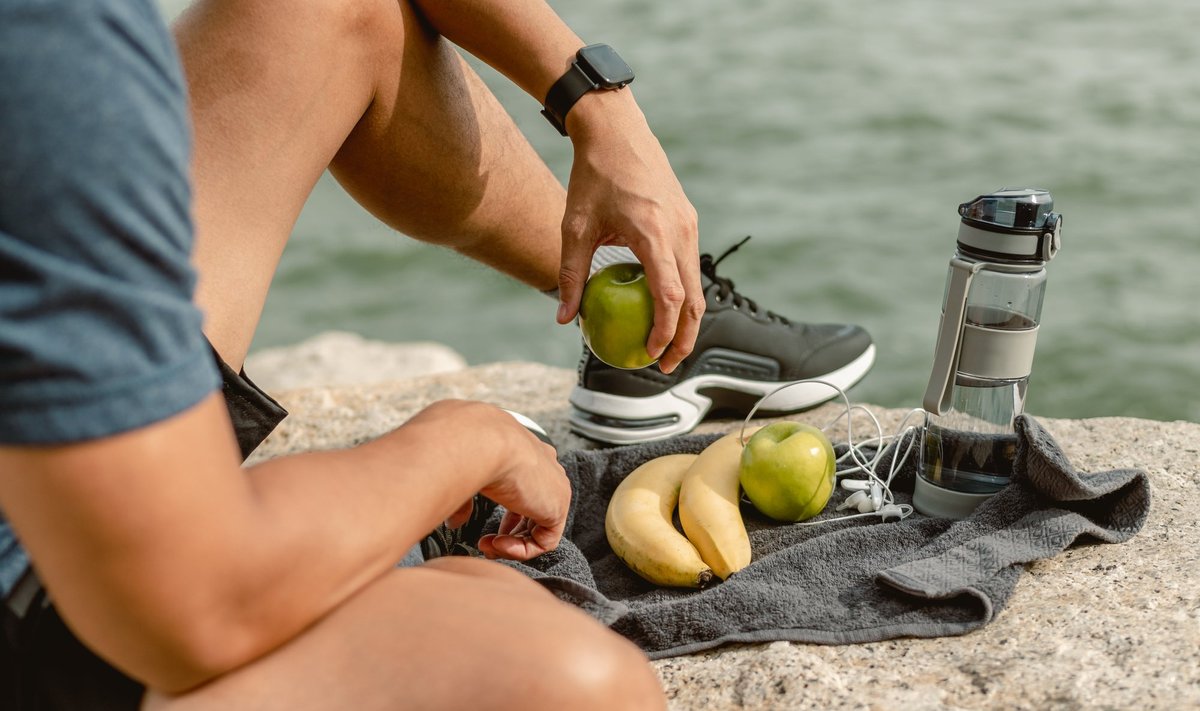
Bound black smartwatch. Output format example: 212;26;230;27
541;44;635;136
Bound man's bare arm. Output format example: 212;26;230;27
0;394;567;693
411;0;706;373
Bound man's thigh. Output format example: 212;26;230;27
144;559;664;711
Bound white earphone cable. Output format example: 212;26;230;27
738;379;925;525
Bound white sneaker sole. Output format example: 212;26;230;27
568;345;876;445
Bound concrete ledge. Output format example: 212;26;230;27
250;360;1199;710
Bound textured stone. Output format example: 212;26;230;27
243;331;466;393
251;359;1200;710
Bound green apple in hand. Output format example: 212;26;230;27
739;421;836;522
579;262;657;370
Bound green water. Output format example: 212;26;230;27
163;0;1200;422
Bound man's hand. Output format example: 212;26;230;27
419;402;570;560
478;512;556;560
555;90;704;375
403;0;705;372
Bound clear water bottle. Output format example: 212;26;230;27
915;188;1063;519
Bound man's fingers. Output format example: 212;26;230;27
479;534;531;560
477;525;560;561
557;219;593;324
496;509;522;536
638;251;684;360
477;534;501;559
530;522;562;551
656;245;705;374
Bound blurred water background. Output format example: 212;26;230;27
159;0;1199;422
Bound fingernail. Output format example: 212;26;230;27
557;302;569;322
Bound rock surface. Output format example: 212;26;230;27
244;331;466;392
250;359;1200;710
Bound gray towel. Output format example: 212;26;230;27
495;415;1150;660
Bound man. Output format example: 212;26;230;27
0;0;682;707
0;0;872;708
177;0;874;446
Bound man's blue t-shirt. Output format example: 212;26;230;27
0;0;220;597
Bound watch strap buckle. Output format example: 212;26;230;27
540;107;569;136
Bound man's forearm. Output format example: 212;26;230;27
236;407;493;624
160;400;519;689
410;0;650;135
0;397;507;691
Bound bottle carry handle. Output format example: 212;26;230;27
923;257;982;416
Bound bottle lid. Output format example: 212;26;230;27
957;188;1062;263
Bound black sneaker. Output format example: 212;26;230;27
568;237;876;444
420;493;498;559
420;410;553;558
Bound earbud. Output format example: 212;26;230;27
809;492;912;527
837;484;888;514
840;479;872;491
837;490;870;512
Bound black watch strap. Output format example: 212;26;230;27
541;63;598;136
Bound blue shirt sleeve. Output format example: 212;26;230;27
0;0;221;444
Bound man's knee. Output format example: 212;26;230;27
248;0;406;53
424;558;665;709
553;630;667;711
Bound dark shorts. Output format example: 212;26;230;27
0;353;288;711
214;350;290;462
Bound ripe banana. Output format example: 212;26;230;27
678;427;762;579
606;453;714;589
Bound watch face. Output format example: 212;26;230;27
579;44;635;87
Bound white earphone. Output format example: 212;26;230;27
740;379;923;526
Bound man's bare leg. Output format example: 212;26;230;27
170;3;666;707
174;0;567;369
143;558;665;710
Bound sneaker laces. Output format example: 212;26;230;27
700;236;789;324
420;494;496;559
420;524;478;559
